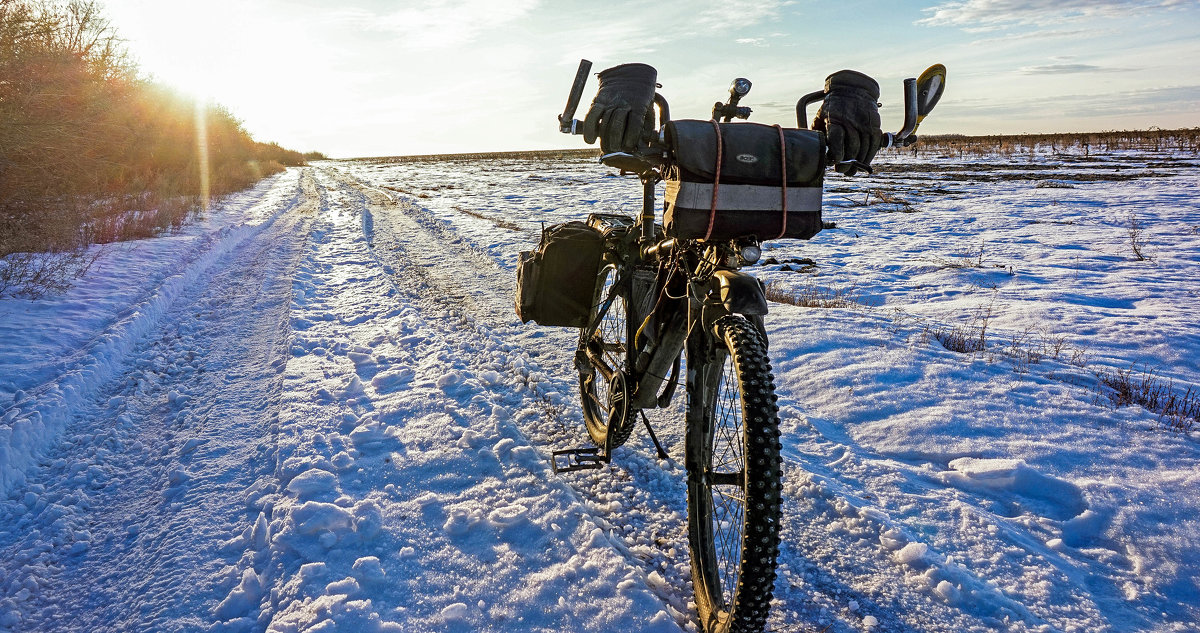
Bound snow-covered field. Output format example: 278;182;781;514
1;148;1197;632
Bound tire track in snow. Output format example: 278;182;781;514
234;167;686;631
0;170;306;500
332;169;814;629
0;170;316;632
341;170;708;618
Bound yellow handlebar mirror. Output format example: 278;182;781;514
916;64;946;122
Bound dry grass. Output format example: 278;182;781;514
866;188;915;212
905;128;1200;158
833;185;917;212
1097;366;1199;433
765;278;861;309
0;249;101;299
453;206;523;231
354;148;599;163
1128;213;1152;262
923;241;1000;271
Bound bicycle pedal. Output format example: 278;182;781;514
551;447;609;473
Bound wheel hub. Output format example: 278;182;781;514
607;372;630;431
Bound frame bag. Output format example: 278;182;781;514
663;119;825;241
515;221;604;328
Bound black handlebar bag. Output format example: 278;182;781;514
663;120;825;241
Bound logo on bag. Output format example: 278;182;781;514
735;153;759;165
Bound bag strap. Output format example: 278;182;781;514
703;119;723;241
773;124;788;240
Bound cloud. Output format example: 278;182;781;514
918;0;1189;28
1019;63;1136;74
939;84;1200;119
550;0;792;67
329;0;539;49
969;28;1094;44
695;0;791;30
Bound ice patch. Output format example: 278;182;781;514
291;501;354;535
441;602;469;621
351;556;386;582
213;568;263;620
286;468;339;500
371;367;414;394
894;542;929;566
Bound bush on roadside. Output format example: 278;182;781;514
0;0;316;298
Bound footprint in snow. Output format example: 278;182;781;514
937;457;1088;522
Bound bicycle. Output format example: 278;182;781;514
527;59;946;633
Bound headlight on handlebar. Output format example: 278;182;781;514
739;243;762;265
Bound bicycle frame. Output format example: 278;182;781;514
575;176;768;454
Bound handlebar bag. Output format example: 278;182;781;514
663;119;825;241
515;221;604;327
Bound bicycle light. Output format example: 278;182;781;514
730;78;752;99
714;77;754;121
739;243;762;264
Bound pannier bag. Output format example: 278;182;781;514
515;221;604;327
663;119;825;241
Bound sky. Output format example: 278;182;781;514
98;0;1200;158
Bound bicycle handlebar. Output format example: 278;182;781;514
556;60;944;171
559;59;592;134
794;90;826;130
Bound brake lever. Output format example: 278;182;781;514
836;160;873;176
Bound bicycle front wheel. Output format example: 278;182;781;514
685;315;782;633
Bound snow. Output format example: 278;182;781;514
1;148;1198;632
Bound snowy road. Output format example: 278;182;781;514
2;151;1198;632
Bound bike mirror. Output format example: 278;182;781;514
915;64;946;117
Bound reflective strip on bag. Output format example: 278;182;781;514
665;181;821;211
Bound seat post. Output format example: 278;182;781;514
639;176;657;246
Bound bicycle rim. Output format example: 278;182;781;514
579;265;633;449
686;315;782;633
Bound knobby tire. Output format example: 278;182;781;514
686;315;782;633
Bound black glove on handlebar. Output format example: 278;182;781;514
582;63;658;154
813;70;882;176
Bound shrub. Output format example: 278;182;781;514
0;0;312;297
1097;366;1199;433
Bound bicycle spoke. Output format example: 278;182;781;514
687;316;781;633
579;264;635;451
